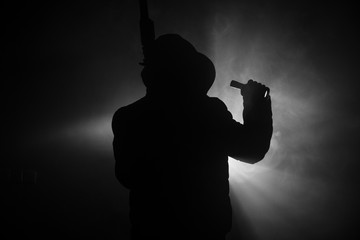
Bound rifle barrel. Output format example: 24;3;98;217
139;0;149;19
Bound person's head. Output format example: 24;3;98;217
141;34;215;97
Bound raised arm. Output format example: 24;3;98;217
226;80;273;164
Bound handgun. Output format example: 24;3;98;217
230;80;269;97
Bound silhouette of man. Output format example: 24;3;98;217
112;34;272;240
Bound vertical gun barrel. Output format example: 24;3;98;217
139;0;155;65
139;0;149;19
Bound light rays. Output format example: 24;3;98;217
209;14;334;239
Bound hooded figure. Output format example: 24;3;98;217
141;34;215;97
112;34;272;240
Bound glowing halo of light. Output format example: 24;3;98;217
207;13;335;240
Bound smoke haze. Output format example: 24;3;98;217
4;0;359;239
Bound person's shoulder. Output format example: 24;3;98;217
206;96;228;110
112;97;147;129
205;96;234;120
115;97;148;115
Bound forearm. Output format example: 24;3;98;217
242;121;272;163
242;97;273;162
227;96;273;163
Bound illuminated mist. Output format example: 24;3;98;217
5;1;359;239
206;5;359;240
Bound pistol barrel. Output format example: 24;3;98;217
230;80;245;89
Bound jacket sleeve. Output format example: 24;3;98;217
221;96;273;164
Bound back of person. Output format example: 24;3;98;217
112;34;272;240
113;94;234;239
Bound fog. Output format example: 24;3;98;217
4;0;359;239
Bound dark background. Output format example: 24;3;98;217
3;0;360;239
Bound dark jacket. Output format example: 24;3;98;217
112;93;272;239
